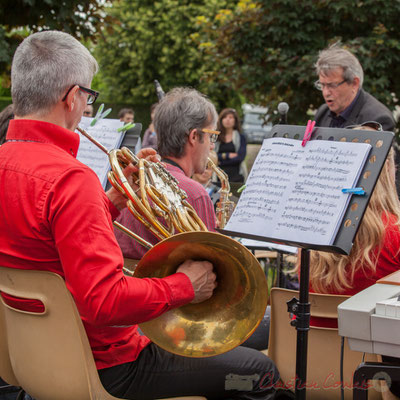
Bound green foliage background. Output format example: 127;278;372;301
0;0;112;97
1;0;400;130
94;0;239;109
194;0;400;127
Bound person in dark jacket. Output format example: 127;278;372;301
215;108;247;183
314;44;395;132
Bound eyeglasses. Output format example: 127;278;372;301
314;80;347;91
198;128;220;143
62;85;99;105
346;121;383;131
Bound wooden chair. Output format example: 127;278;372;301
0;296;21;397
0;266;206;400
267;288;381;400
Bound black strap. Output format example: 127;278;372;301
162;158;185;173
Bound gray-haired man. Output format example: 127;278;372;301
314;44;395;131
116;87;219;259
0;31;279;399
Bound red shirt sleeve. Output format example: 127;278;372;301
46;166;194;326
107;196;120;221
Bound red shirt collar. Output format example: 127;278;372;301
6;119;80;158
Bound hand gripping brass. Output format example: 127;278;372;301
77;127;268;358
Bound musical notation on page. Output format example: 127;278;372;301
224;138;371;246
76;117;125;189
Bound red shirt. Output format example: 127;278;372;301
0;119;194;369
115;163;216;259
310;213;400;328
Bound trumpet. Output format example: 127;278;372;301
77;126;268;358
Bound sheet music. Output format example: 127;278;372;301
76;117;125;189
225;138;371;246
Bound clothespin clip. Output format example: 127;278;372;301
301;120;316;147
90;103;112;127
117;122;135;133
237;185;246;193
341;187;366;196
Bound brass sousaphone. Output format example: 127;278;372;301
78;127;268;358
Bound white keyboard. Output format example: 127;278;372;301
338;274;400;357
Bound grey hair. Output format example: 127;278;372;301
315;44;364;87
11;30;99;117
154;87;218;158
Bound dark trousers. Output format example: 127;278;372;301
99;343;279;400
241;307;271;351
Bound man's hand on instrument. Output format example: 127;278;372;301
177;260;217;304
106;149;160;210
137;147;160;163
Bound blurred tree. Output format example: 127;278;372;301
195;0;400;128
0;0;113;91
94;0;239;109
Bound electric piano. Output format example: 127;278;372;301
338;270;400;357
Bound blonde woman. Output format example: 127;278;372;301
310;148;399;289
296;125;400;328
300;124;400;399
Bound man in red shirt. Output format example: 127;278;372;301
0;31;279;399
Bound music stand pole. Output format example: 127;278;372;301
276;251;283;287
292;249;311;400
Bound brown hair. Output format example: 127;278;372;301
217;108;241;143
118;108;134;119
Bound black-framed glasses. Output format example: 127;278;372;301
62;85;99;105
346;121;383;131
198;128;220;143
314;79;347;91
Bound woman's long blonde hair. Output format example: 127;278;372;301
298;146;400;293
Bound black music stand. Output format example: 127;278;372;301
121;123;142;153
221;124;394;400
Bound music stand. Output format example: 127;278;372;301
221;124;394;400
121;123;142;154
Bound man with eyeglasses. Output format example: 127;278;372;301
83;104;94;117
115;87;220;260
0;32;280;400
314;44;395;131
